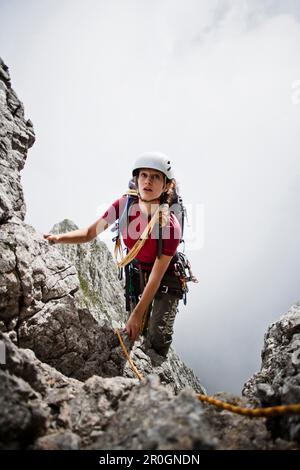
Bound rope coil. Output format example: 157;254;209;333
114;193;170;268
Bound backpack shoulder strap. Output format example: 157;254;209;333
157;214;162;259
125;189;139;197
119;190;138;235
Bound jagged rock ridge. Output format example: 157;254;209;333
0;58;35;224
243;301;300;442
2;332;289;450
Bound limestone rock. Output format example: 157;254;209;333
0;219;204;389
0;58;35;224
50;219;127;327
243;301;300;442
0;334;277;450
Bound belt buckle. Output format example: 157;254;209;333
161;285;168;294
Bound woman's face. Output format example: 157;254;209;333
137;168;166;201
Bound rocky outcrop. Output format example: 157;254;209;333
49;219;127;327
0;220;202;391
0;58;35;224
2;332;292;450
0;221;116;381
88;383;278;450
0;332;136;449
243;301;300;443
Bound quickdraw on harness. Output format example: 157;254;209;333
173;252;199;305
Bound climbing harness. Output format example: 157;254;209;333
173;252;198;305
115;328;300;418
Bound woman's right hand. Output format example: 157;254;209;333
43;234;60;244
124;310;143;342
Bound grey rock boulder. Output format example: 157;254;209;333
243;301;300;442
0;58;35;224
0;332;136;449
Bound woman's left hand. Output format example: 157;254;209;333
124;311;143;342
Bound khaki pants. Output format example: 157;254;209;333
140;291;179;357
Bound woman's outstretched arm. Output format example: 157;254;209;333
43;197;122;245
43;216;109;244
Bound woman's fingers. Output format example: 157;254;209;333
131;326;139;342
124;325;132;340
124;323;137;342
125;325;131;338
124;313;142;342
43;234;57;244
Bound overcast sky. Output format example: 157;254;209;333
1;0;300;394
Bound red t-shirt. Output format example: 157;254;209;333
101;195;181;268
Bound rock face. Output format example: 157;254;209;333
0;215;203;390
243;301;300;443
0;58;35;223
1;56;300;451
50;219;127;327
0;332;136;450
1;333;287;450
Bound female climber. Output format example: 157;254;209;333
44;152;184;357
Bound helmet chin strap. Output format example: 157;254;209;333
138;193;160;203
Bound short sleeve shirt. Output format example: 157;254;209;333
100;196;181;266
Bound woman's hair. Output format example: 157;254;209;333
132;171;178;207
160;178;177;206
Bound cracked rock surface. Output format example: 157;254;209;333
0;58;35;224
243;302;300;443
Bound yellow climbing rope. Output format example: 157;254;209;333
197;394;300;417
115;328;145;383
115;329;300;418
114;194;170;269
114;204;158;268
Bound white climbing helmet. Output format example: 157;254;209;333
132;152;174;180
